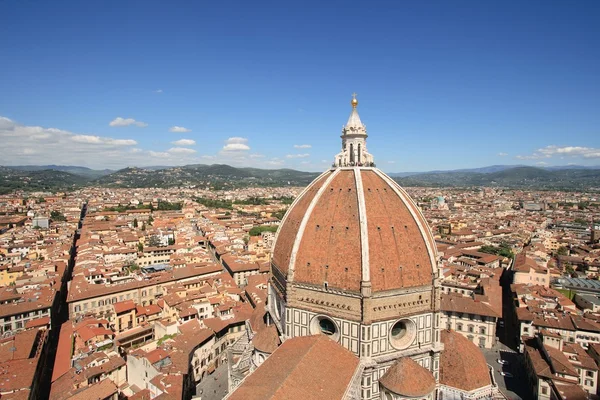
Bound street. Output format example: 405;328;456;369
195;364;229;400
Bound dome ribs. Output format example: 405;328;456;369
294;170;362;292
272;171;330;276
361;171;432;291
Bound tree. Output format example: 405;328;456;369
148;215;154;226
479;242;514;259
141;222;146;231
168;238;175;246
249;225;278;236
50;210;66;221
556;246;568;256
565;263;576;277
137;242;144;252
147;235;162;247
133;218;138;228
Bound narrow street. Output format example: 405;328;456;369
37;202;87;399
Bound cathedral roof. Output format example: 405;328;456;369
253;324;280;354
272;168;437;294
379;357;436;397
227;335;359;400
440;330;492;392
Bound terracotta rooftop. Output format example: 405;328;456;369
379;357;436;397
228;335;359;400
440;330;491;392
272;169;436;294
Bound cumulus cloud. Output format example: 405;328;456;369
109;117;148;127
286;153;310;159
294;144;312;149
0;116;156;168
168;147;196;155
172;139;196;146
516;145;600;160
154;89;163;94
498;152;508;157
266;158;284;166
72;135;137;146
222;137;250;152
148;151;171;158
169;126;191;133
249;154;265;158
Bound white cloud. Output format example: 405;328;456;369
222;137;250;152
266;158;284;166
148;151;171;158
498;152;508;157
249;154;265;158
0;116;153;168
536;161;548;166
109;117;148;127
71;135;137;146
294;144;312;149
387;161;396;164
516;145;600;160
286;153;310;159
155;89;163;94
172;139;196;146
169;126;191;133
72;134;102;144
168;147;197;154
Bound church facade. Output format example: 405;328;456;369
226;96;500;400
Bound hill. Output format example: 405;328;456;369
0;167;89;194
5;165;114;178
1;164;599;193
94;164;320;188
394;166;600;190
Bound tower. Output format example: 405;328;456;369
334;94;374;167
268;95;443;400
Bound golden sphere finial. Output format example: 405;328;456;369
351;92;358;108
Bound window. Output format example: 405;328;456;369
480;327;486;335
541;387;548;395
587;371;594;377
457;323;463;331
319;318;336;335
390;319;417;349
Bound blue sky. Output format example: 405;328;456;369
1;0;599;172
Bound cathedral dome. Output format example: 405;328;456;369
271;97;437;300
271;168;437;294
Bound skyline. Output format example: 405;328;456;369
1;1;599;172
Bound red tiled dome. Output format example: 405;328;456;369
440;330;492;391
379;357;436;397
272;168;437;293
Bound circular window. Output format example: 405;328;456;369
310;315;339;341
389;319;416;349
319;318;336;335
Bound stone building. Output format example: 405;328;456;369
227;96;500;400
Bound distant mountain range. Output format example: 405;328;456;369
1;164;599;194
4;165;114;178
388;164;600;177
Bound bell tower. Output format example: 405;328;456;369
335;94;374;167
